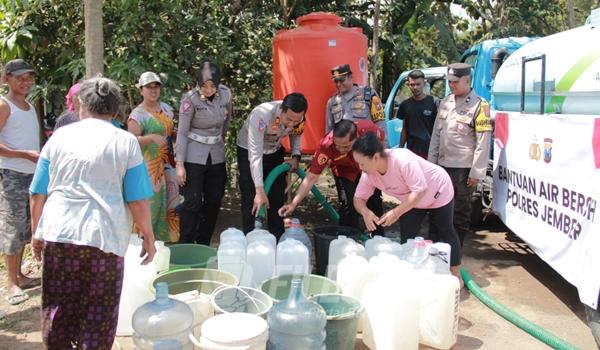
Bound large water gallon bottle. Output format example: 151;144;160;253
362;275;420;350
154;241;171;274
116;235;157;336
365;235;392;259
419;274;460;349
132;282;194;349
280;218;313;257
326;235;353;279
405;236;428;267
245;240;276;288
276;238;310;276
267;279;327;349
247;228;277;251
220;227;246;247
420;247;450;275
218;241;246;282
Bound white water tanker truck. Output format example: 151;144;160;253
490;8;600;318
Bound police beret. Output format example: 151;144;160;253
331;64;352;79
447;63;472;81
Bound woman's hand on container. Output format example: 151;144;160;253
278;203;296;217
139;233;156;265
176;162;186;186
378;206;404;227
31;238;44;261
361;209;380;232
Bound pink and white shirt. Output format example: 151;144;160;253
355;148;453;209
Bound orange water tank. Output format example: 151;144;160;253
273;12;368;154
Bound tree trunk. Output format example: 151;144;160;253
370;0;381;91
567;0;575;28
84;0;104;77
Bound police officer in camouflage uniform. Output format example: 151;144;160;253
176;61;233;245
325;64;386;138
237;92;308;238
428;63;492;245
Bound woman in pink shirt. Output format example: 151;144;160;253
353;132;462;282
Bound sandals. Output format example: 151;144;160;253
6;290;29;305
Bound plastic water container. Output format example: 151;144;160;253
336;254;374;334
365;236;392;259
245;240;276;288
220;227;246;247
154;241;171;274
132;282;194;349
267;279;327;349
419;274;460;349
405;236;428;267
361;275;420;350
218;241;246;282
433;242;452;271
211;285;273;318
276;238;310;276
326;236;356;280
375;241;403;260
116;235;157;336
420;247;451;275
280;218;313;258
194;312;269;350
247;229;277;251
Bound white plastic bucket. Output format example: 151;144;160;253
191;312;269;350
211;285;273;319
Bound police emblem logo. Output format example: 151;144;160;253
258;118;266;132
180;100;192;113
317;153;328;165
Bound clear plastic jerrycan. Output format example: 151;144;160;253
132;282;194;350
280;218;313;258
247;228;277;251
419;274;460;349
326;235;353;280
220;227;247;247
365;235;391;259
420;247;451;275
154;241;171;274
276;238;310;276
218;241;246;282
405;236;428;267
362;275;421;350
267;279;326;350
245;240;276;288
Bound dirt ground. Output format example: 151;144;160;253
0;182;597;349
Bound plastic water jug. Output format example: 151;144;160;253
362;275;420;350
267;279;326;349
432;242;452;271
245;240;276;288
220;227;246;247
276;238;310;276
193;312;269;350
116;235;157;336
247;228;277;251
218;241;246;281
336;254;375;334
365;236;391;259
375;241;403;260
280;218;313;258
405;236;428;267
154;241;171;274
419;274;460;349
420;247;450;275
326;236;354;280
132;282;194;349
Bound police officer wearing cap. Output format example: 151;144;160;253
175;61;233;245
428;63;492;245
325;64;386;138
236;93;308;238
278;119;384;236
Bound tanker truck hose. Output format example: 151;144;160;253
257;163;340;222
460;268;581;350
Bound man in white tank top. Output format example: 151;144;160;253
0;59;41;305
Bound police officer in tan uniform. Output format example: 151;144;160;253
176;61;233;245
428;63;492;245
236;92;307;238
325;64;386;139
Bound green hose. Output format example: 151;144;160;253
257;163;340;222
461;267;581;350
258;164;580;349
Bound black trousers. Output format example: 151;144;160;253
443;167;475;246
237;146;286;238
399;199;462;266
334;175;384;235
178;156;227;245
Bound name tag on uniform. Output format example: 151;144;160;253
195;106;208;112
457;115;471;123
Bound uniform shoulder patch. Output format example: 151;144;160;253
370;95;385;122
475;101;492;132
258;118;267;132
317;153;329;166
180;99;193;114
